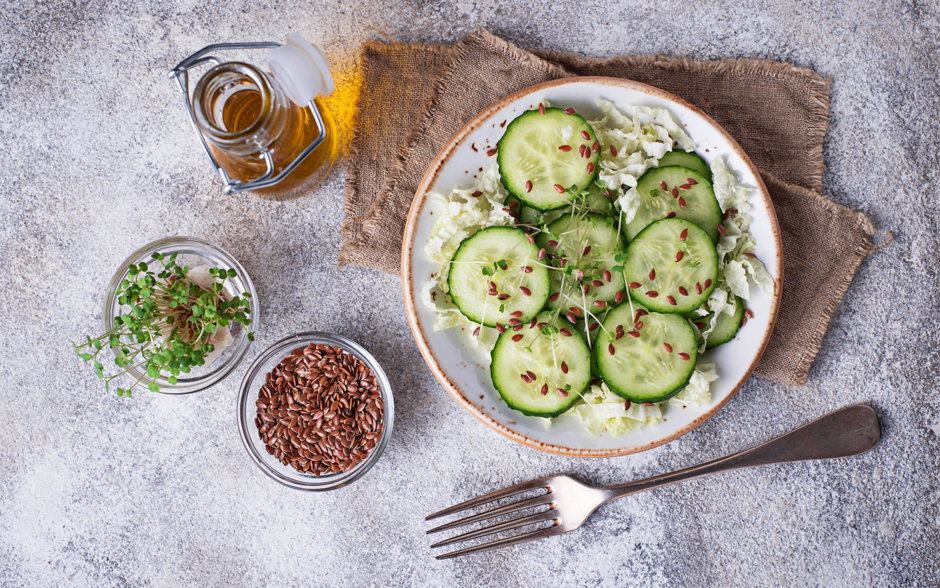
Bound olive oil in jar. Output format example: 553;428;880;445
191;48;338;201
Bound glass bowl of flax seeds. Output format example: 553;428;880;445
236;332;394;490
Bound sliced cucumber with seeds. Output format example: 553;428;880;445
498;108;600;211
574;317;603;376
596;301;697;403
514;199;545;226
580;183;619;216
505;195;560;227
535;213;627;313
491;311;591;417
626;166;722;242
686;296;745;350
511;183;617;228
448;227;550;327
657;151;712;182
707;298;746;348
624;218;718;314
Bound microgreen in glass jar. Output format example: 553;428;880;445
73;237;259;396
169;35;339;201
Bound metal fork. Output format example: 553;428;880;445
427;405;880;559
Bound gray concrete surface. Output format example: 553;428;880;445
1;0;938;586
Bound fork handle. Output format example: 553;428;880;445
600;405;881;502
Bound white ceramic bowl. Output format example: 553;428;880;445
402;77;783;457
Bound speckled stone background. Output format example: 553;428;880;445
1;0;938;586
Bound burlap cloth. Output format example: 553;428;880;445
339;30;876;386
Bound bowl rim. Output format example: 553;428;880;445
102;236;259;395
400;76;783;458
235;331;395;491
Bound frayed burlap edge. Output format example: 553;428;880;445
338;41;453;269
536;50;832;192
758;171;875;385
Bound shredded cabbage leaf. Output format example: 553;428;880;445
669;364;718;408
564;382;663;437
723;260;750;301
615;187;642;225
587;99;696;215
711;156;751;213
744;257;776;295
423;163;513;265
420;281;466;331
695;157;777;350
420;162;514;331
560;365;717;436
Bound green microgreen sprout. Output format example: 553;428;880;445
482;258;509;276
612;251;630;273
72;252;254;398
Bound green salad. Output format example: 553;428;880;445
422;98;774;437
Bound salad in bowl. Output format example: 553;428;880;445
420;96;775;440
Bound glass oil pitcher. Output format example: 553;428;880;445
169;35;338;201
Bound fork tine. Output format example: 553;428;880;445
429;509;558;549
435;525;561;560
427;493;554;534
425;477;552;521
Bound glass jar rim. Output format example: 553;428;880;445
192;61;274;142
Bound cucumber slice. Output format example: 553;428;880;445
506;196;560;227
626;166;722;242
707;297;745;349
657;151;712;182
581;182;618;216
448;227;550;327
535;212;627;313
491;311;591;417
502;196;524;223
512;183;617;227
596;301;697;403
517;202;544;226
574;317;603;376
686;296;745;350
624;218;718;314
498;108;600;211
